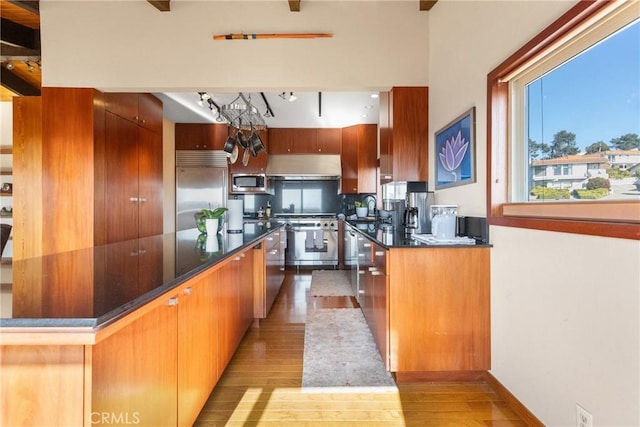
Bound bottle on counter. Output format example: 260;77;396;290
258;206;265;219
265;201;271;218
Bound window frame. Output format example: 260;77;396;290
487;0;639;240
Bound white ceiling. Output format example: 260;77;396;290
155;91;380;128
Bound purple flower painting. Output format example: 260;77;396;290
435;107;476;189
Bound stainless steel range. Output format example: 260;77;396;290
275;213;339;268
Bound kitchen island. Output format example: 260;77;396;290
344;220;492;382
0;223;284;426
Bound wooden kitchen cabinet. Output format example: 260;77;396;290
379;87;429;183
101;111;163;244
104;92;163;135
387;247;490;375
175;123;229;150
268;128;341;154
316;128;342;154
92;292;179;426
177;270;219;426
268;128;295;153
341;124;377;194
14;88;164;256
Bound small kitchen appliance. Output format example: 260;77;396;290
404;187;435;234
430;205;458;240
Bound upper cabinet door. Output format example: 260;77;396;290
138;94;163;134
316;128;342;154
175;124;228;150
291;129;317;154
104;93;139;125
379;87;428;183
268;128;294;154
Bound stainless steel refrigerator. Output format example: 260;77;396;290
176;150;228;231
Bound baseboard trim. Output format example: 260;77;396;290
394;370;486;383
485;371;545;426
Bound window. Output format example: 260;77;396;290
488;1;639;239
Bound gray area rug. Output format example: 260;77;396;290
309;270;353;296
302;308;397;391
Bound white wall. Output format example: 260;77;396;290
429;1;640;426
40;1;429;92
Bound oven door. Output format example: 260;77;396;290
286;229;338;267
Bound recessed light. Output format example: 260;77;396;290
364;105;374;109
361;114;368;118
370;93;379;99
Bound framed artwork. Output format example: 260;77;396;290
435;107;476;190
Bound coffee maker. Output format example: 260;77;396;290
404;182;435;234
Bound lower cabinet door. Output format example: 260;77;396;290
92;295;178;426
177;272;217;427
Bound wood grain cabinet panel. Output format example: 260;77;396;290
316;128;342;154
175;123;228;150
387;247;490;372
379;87;428;184
177;272;218;427
267;128;294;154
268;128;341;154
92;294;179;427
341;124;377;194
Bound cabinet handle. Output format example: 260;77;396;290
371;271;383;276
363;243;371;248
139;197;147;203
269;250;278;255
374;251;385;256
383;175;392;180
129;197;139;202
183;287;193;295
140;119;146;124
358;254;365;257
138;248;147;255
352;188;357;192
167;297;179;306
368;267;377;271
358;270;365;274
267;237;274;241
234;256;241;261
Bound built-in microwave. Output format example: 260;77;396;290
231;173;270;194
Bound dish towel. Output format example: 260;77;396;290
305;231;315;249
314;231;325;249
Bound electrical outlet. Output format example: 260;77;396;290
577;404;593;427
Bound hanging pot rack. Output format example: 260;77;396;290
220;92;266;131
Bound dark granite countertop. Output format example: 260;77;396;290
0;223;283;329
345;220;492;249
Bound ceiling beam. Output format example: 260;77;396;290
288;0;300;12
0;44;40;60
1;18;40;50
1;66;40;96
147;0;170;12
419;0;438;11
6;0;40;15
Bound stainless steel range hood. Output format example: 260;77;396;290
266;154;342;180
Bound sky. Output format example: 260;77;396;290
526;19;639;152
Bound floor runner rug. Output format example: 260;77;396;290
302;308;397;391
309;270;353;296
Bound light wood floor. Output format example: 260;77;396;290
194;270;527;427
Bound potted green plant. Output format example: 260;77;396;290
195;207;228;234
